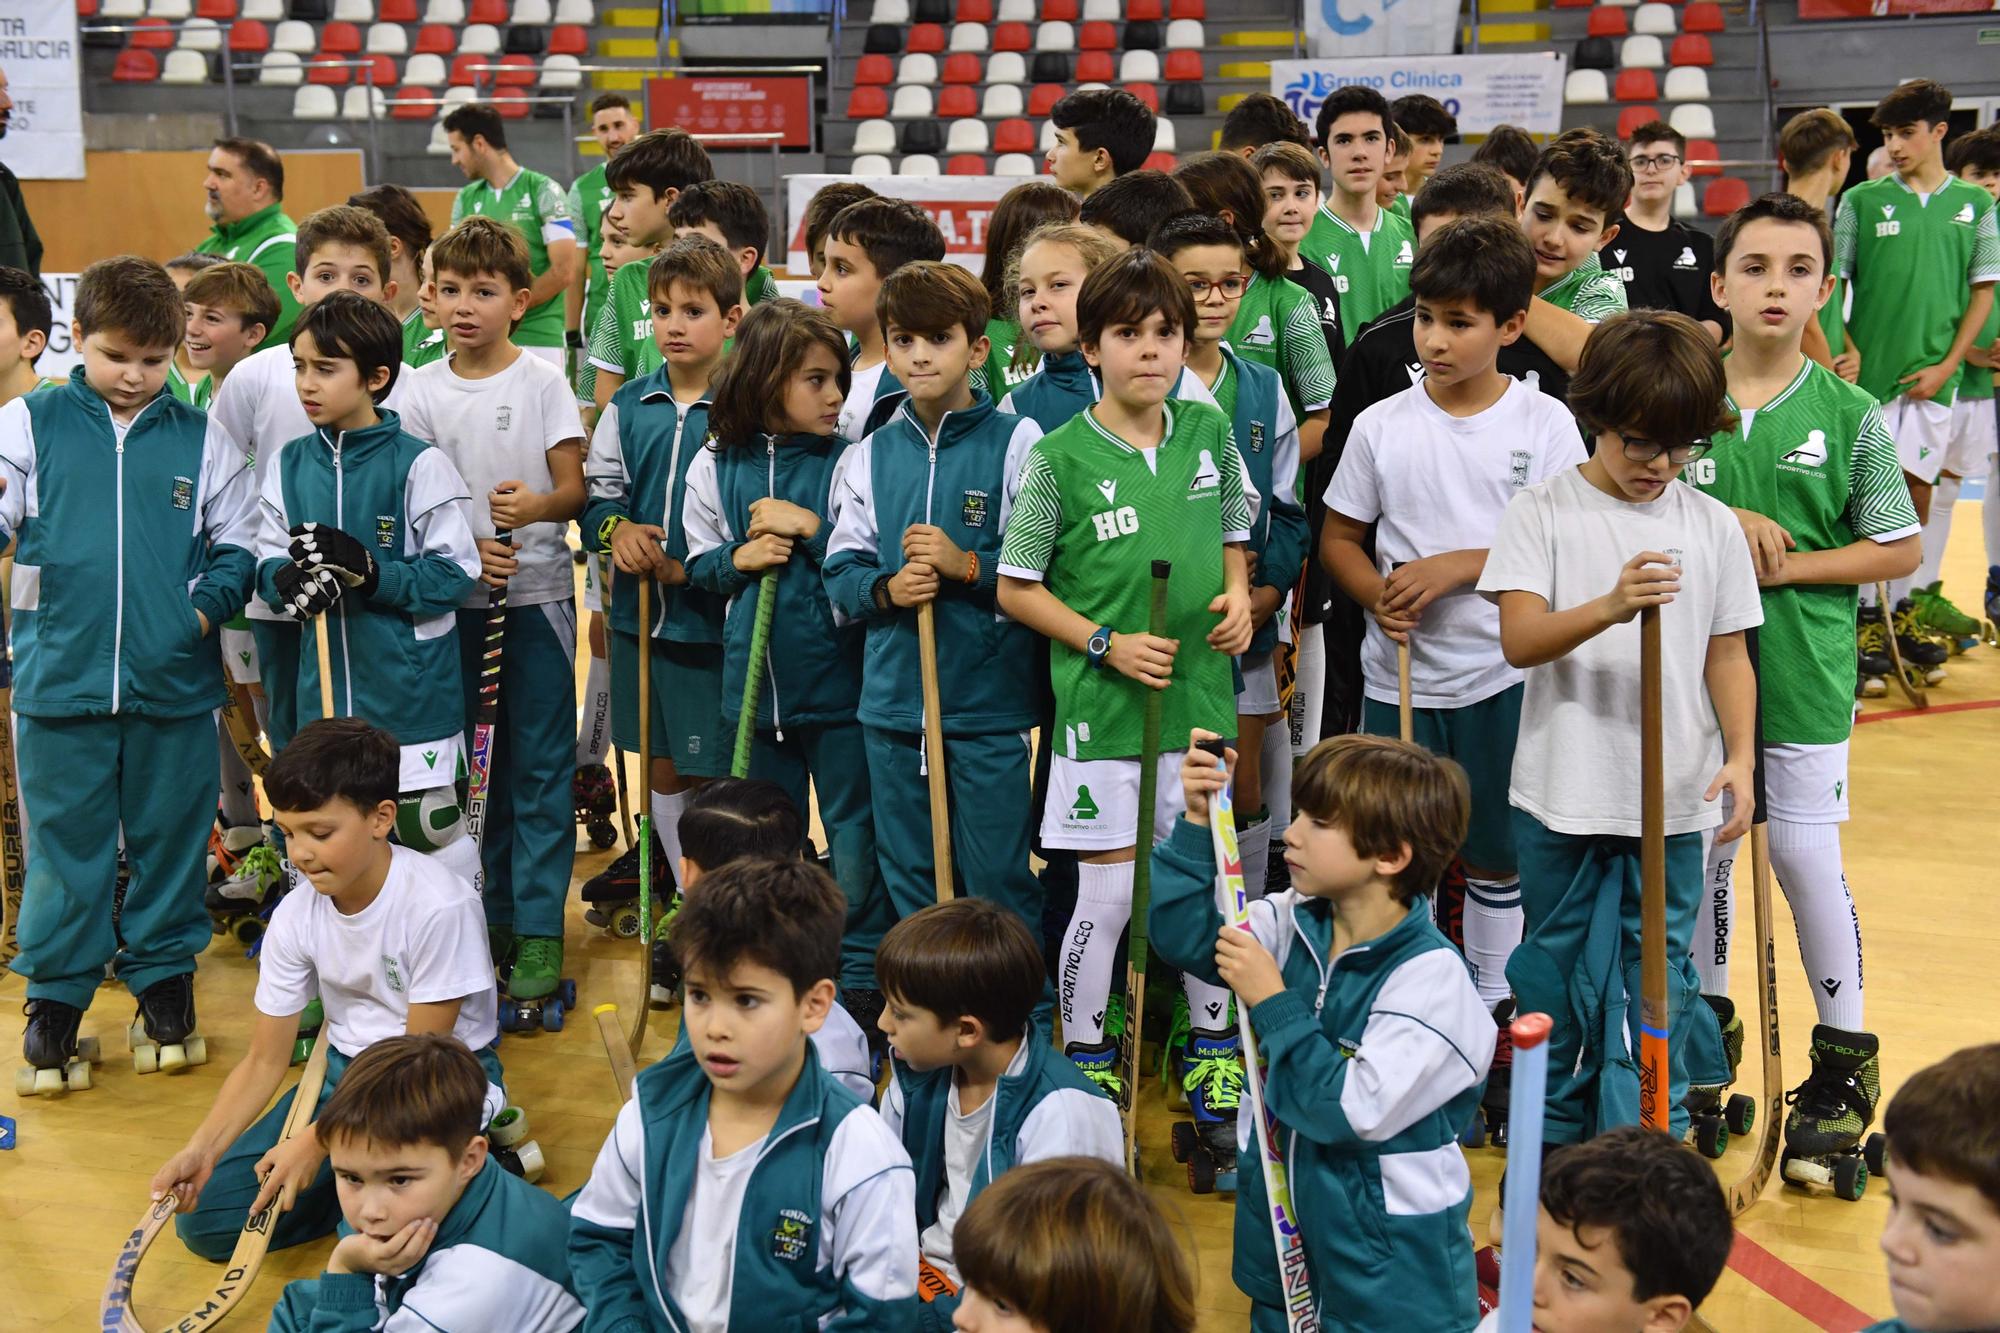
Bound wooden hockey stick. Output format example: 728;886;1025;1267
917;601;953;902
1726;821;1783;1214
594;1002;639;1105
732;570;778;779
0;605;24;968
1397;639;1413;743
629;579;654;1058
1638;605;1670;1132
100;1028;332;1332
315;610;336;721
1121;559;1171;1176
1497;1012;1554;1333
465;530;510;897
218;690;271;780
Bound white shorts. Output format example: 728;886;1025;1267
1042;750;1188;851
399;735;466;794
1765;740;1849;824
1237;650;1280;715
1946;395;1995;479
220;626;259;684
1884;394;1955;484
581;548;603;613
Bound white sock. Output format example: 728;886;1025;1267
1258;718;1292;898
576;653;611;767
1183;972;1233;1034
1912;474;1961;591
1769;818;1864;1030
217;721;260;828
1462;876;1522;1007
1887;573;1916;607
1238;815;1271;907
429;831;484;892
1696;832;1742;995
650;789;689;877
1059;860;1132;1047
1984;452;2000;570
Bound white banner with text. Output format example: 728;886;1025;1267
1305;0;1460;58
1272;52;1567;138
0;2;86;179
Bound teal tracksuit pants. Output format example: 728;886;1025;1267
11;711;215;1009
457;600;578;939
176;1043;506;1260
745;720;892;991
248;618;302;751
1507;810;1727;1144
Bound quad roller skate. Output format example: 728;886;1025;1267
1855;606;1893;699
650;937;680;1006
292;997;324;1066
16;999;100;1095
1781;1024;1885;1202
130;972;208;1074
573;763;619;850
1684;994;1756;1159
1911;580;1983;655
1462;999;1515;1148
1984;565;2000;647
1890;597;1949;685
206;832;286;949
579;831;670;937
1064;1038;1124;1102
484;1105;546;1183
497;936;578;1034
1169;1026;1244;1194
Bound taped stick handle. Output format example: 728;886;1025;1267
1638;605;1669;1131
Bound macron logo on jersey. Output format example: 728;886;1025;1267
1097;478;1117;507
1405;361;1424;385
1876;203;1900;238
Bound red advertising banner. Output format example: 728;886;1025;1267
1798;0;1995;18
784;174;1019;274
647;77;812;148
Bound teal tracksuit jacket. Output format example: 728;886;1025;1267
996;350;1096;434
569;1042;920;1332
255;411;481;745
1216;346;1308;660
269;1155;585;1332
1151;816;1496;1332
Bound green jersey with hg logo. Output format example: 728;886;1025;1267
997;401;1253;759
451;167;577;348
1682;357;1919;745
1300;202;1415;333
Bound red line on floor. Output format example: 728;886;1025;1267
1855;696;2000;725
1725;1231;1878;1332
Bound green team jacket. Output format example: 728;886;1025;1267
0;369;257;718
196;201;301;349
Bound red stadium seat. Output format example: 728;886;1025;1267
413;23;453;52
131;19;175;49
355;53;395;85
939;85;978;117
1043;0;1077;18
114;49;161;80
467;0;507;22
379;0;418;17
908;22;946;52
1168;0;1203;15
942;52;981;83
1556;0;1594;7
1028;83;1063;115
195;0;238;16
1079;20;1116;48
450;54;488;85
1076;50;1114;81
855;54;894;85
1683;1;1724;29
1669;33;1712;64
1685;137;1720;176
1617;105;1660;139
495;87;530;117
1143;151;1177;172
948;153;988;174
547;24;587;53
1703;176;1750;215
848;86;888;118
995;117;1034;152
1128;0;1163;18
993;21;1030;50
391;84;436;117
77;0;99;16
1587;6;1627;36
496;52;536;85
957;0;992;18
228;18;269;51
1163;49;1202;80
1123;82;1158;111
319;20;361;52
306;54;351;83
1614;68;1657;101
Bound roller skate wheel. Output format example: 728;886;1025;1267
488;1106;531;1147
542;1000;565;1033
1692;1115;1727;1159
160;1043;188;1074
134;1044;160;1075
1170;1121;1196;1163
1834;1156;1867;1201
611;908;641;939
1859;675;1887;698
66;1060;92;1091
1187;1150;1216;1194
233;917;265;946
17;1066;42;1096
582;906;611;929
513;1138;546;1183
1724;1094;1755;1136
1864;1133;1886;1177
184;1036;208;1067
128;1019;149;1051
76;1036;101;1065
1783;1155;1831;1188
588;820;617;850
210;918;229;936
559;979;578;1008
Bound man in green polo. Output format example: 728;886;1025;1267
195;137;300;348
445;102;580;368
566;91;638;400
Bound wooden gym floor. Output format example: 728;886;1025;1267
3;515;1995;1332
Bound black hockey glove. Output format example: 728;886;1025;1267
289;522;380;598
273;562;343;621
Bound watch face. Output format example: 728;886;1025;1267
1088;632;1110;656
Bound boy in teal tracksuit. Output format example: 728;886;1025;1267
569;859;918;1331
1153;734;1495;1333
268;1034;582;1331
256;293;485;891
2;256;258;1084
824;262;1047;935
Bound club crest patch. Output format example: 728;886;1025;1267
170;476;194;510
961;489;989;528
382;956;405;994
1248;421;1265;454
376;516;398;548
1509;450;1532;488
770;1210;812;1263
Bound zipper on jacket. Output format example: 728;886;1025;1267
919;428;942;774
111;426;126;714
656;406;689;644
331;429;350;716
763;435;783;741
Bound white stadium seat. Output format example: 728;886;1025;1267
1620;35;1664;68
1669;102;1717;138
460;24;501;55
1083;0;1120;18
1036;21;1074;51
853;118;897;155
439;85;477;115
997;0;1034;21
342;85;387;119
365;22;407;54
162;49;211;83
900;155;942;175
540;54;583;88
896;53;938;85
404;52;447;84
891;85;935;119
1564;70;1609;104
987;52;1026;85
101;0;146;17
950;22;989;52
1153;117;1177;152
259;50;303;84
423;0;465;22
271;20;316;53
293;85;339;120
1633;2;1676;34
853;153;895;175
427;121;453;154
178;18;222;49
995;153;1037;176
1673;181;1697;218
512;0;553;22
869;0;910;21
331;0;375;20
553;0;594;19
1119;50;1160;82
982;85;1024;118
240;0;283;17
1166;19;1205;48
1663;66;1710;101
1039;119;1058;150
150;0;194;18
946;119;990;153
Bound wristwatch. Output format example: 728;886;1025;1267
596;513;627;549
1085;625;1114;669
566;329;585;350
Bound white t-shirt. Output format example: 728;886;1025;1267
254;844;500;1055
396;351;586;609
818;999;878;1103
917;1078;997;1282
1477;466;1764;836
838;361;889;442
1324;377;1585;708
211;342;415;621
663;1128;765;1333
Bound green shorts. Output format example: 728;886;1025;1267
610;630;726;779
1360;682;1521;875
